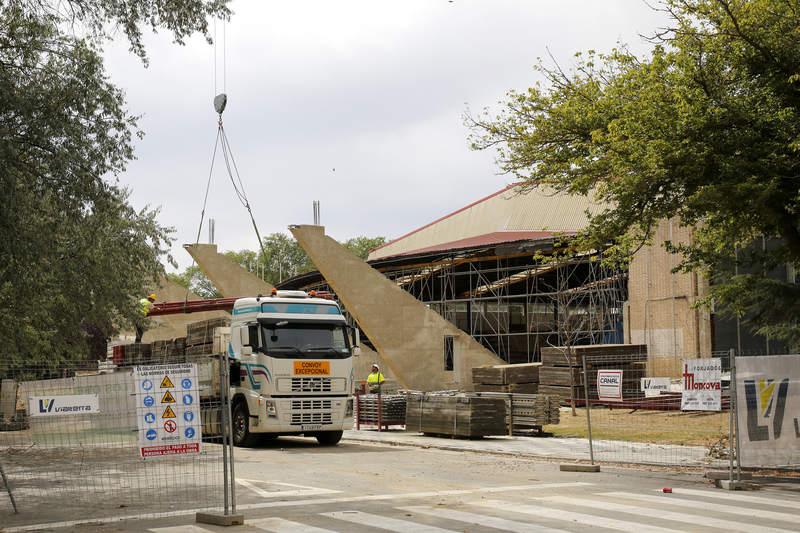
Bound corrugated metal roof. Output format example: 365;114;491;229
369;185;604;260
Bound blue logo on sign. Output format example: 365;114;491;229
182;394;193;406
184;427;196;439
144;412;156;424
183;410;194;422
181;378;192;390
141;379;153;391
145;428;157;441
143;395;155;407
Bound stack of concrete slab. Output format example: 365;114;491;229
405;392;506;437
150;337;186;362
185;318;230;355
112;343;152;366
539;344;648;403
472;363;540;393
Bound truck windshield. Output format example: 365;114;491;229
261;323;351;359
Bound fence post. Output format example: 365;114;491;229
0;462;18;514
581;354;595;465
728;348;735;485
223;349;237;512
219;356;230;514
730;349;742;483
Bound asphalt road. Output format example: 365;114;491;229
3;438;799;532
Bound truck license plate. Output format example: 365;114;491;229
301;424;323;431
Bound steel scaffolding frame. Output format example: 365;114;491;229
293;244;627;364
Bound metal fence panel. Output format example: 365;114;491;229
0;360;227;528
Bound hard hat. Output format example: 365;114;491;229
372;364;379;370
148;293;157;300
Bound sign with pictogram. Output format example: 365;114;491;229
133;363;202;458
161;390;176;404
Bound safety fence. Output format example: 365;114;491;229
0;357;237;529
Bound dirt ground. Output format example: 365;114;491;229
544;407;730;447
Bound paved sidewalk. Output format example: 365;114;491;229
343;429;724;468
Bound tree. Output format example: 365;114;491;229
468;0;800;349
344;236;387;260
0;1;228;369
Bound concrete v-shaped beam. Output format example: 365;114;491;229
290;225;503;391
183;243;274;298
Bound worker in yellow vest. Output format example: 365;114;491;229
135;293;156;343
367;364;385;393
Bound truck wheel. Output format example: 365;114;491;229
316;430;343;446
232;401;258;447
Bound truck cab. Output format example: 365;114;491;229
227;290;357;446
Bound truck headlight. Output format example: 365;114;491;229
265;400;277;418
345;399;353;417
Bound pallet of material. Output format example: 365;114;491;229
115;343;152;366
186;317;231;347
150;337;187;362
405;392;506;437
473;383;539;394
356;394;407;425
185;343;214;356
472;363;541;385
540;344;647;367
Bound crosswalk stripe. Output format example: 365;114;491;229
148;527;214;533
665;487;800;509
542;495;795;533
248;517;336;533
473;499;682;533
398;505;569;533
604;491;799;523
322;510;456;532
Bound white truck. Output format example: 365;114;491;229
222;290;358;446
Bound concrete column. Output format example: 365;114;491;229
290;225;503;391
183;243;274;298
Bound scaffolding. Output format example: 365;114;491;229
283;238;628;364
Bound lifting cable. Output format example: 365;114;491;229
183;17;267;305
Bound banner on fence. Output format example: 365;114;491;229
134;363;202;458
641;377;670;398
681;358;721;411
597;370;623;401
736;354;800;467
28;394;99;417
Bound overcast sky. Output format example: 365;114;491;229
104;1;668;271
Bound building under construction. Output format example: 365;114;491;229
280;186;626;364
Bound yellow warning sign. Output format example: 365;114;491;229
161;390;176;404
160;375;175;389
162;405;176;419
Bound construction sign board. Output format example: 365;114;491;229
29;394;99;417
681;358;721;411
641;377;671;398
597;370;623;402
736;354;800;467
134;363;201;458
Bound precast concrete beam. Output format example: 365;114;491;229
183;243;274;298
290;225;503;391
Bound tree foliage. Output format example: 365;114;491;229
468;0;800;349
0;1;228;368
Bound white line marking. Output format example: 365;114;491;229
237;478;339;498
664;487;800;509
4;483;591;532
474;499;682;533
544;495;795;533
399;505;569;533
323;510;455;532
606;491;799;523
248;517;336;533
147;525;212;533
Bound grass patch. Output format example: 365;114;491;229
545;407;729;447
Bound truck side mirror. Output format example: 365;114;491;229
350;326;361;356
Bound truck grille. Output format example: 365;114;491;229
291;377;332;393
291;399;332;410
291;412;332;425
